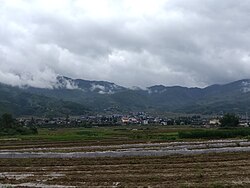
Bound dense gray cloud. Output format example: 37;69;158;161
1;0;250;88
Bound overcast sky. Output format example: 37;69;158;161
1;0;250;88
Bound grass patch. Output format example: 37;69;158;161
0;126;185;142
4;126;249;142
178;128;250;139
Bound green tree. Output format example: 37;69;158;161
0;113;15;128
29;117;35;126
219;113;239;127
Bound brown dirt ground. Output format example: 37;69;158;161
0;152;250;187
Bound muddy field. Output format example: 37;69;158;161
0;139;250;187
0;139;250;158
0;152;250;187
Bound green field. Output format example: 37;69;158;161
0;126;182;142
1;126;250;142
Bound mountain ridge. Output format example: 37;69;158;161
1;77;250;116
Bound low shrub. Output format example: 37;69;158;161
178;128;250;139
0;126;38;136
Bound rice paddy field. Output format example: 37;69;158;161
0;126;250;187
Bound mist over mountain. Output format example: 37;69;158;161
2;0;250;117
0;81;89;117
2;0;250;90
1;76;250;116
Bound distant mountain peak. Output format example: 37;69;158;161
56;76;79;90
56;76;126;94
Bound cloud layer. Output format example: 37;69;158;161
1;0;250;88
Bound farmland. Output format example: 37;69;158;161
0;126;250;187
0;152;250;187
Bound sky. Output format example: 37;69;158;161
1;0;250;89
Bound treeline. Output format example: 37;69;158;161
178;113;249;139
0;113;37;136
179;128;250;139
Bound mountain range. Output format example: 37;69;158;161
1;76;250;117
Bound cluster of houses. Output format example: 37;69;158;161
16;112;250;127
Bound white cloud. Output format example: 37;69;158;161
1;0;250;88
